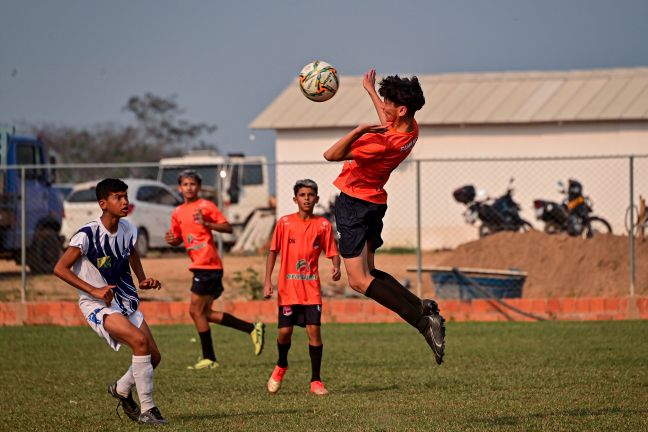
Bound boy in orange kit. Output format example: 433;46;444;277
323;69;446;365
165;170;265;369
264;179;341;395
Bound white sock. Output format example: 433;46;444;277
115;366;135;397
132;355;155;413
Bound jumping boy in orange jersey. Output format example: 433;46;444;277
165;170;265;370
263;179;341;395
323;69;446;365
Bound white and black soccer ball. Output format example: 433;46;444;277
299;60;339;102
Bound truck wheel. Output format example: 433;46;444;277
27;229;62;274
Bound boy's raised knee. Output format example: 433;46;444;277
348;277;370;294
151;351;161;368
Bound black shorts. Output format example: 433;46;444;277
278;304;322;328
334;192;388;258
190;269;225;298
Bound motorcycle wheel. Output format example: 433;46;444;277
479;224;493;238
520;219;534;232
585;216;612;238
543;222;562;234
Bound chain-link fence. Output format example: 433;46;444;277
1;155;646;302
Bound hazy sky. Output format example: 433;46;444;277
1;0;647;161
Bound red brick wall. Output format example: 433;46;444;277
1;297;647;326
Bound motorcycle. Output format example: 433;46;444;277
453;178;534;237
316;195;339;241
532;179;612;238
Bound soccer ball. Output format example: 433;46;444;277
299;60;339;102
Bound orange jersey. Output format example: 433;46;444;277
270;213;338;306
333;121;419;204
170;199;228;270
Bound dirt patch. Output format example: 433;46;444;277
0;232;644;301
436;231;647;298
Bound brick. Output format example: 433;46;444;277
471;300;494;314
561;298;577;314
603;298;620;312
343;300;364;316
546;299;562;314
575;298;591;313
529;299;547;314
637;298;648;313
590;298;605;313
442;300;460;313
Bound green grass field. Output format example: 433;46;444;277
1;321;647;431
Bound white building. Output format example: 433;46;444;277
251;67;648;249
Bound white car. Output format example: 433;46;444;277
61;178;182;256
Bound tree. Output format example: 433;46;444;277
31;93;218;165
124;93;218;154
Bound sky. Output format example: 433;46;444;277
1;0;647;162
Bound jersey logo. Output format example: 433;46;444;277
289;238;296;244
88;307;103;325
296;259;310;272
286;259;318;281
97;256;111;269
187;242;207;251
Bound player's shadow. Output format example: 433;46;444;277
336;383;398;395
472;407;648;426
174;408;306;422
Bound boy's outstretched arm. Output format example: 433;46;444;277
263;250;278;298
54;247;115;306
129;247;161;290
363;68;388;125
323;124;388;161
330;255;341;281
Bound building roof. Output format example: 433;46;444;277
250;67;648;129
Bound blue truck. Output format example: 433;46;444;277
0;126;64;274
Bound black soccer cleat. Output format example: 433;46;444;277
108;382;141;422
422;313;446;365
422;299;440;316
138;406;168;425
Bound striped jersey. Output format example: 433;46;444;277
69;218;139;315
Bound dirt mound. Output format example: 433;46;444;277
437;231;647;298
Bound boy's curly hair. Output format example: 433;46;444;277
378;75;425;116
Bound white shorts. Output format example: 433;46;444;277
79;298;144;352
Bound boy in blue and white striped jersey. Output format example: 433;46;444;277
54;178;167;425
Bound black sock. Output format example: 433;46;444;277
309;344;323;382
365;278;427;333
370;268;423;314
199;329;217;361
220;312;254;333
277;341;291;368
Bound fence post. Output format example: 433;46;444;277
629;155;635;298
20;167;27;303
416;160;422;298
216;168;224;258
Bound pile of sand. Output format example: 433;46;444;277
436;231;647;298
